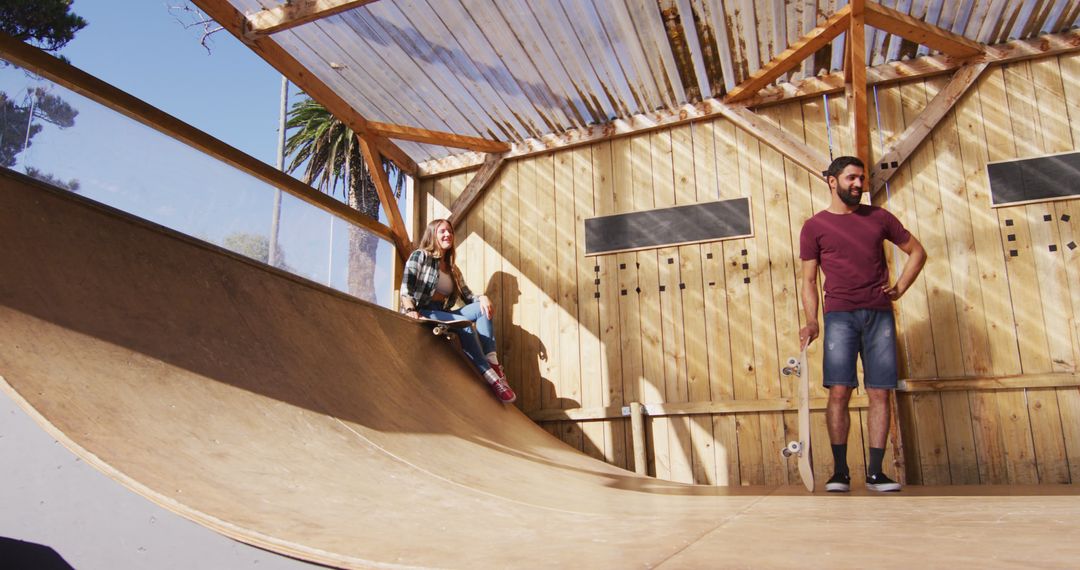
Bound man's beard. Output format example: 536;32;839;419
838;186;863;206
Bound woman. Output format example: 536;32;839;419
400;219;516;404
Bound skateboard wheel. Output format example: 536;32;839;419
782;366;794;376
781;447;792;458
786;441;802;454
786;357;799;368
432;325;446;336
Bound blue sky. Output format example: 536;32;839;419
59;1;284;163
1;1;398;305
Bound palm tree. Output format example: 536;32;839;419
284;98;403;301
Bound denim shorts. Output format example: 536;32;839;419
822;309;898;390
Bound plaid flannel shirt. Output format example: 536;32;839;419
399;249;476;312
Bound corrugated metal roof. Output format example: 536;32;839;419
227;0;1080;164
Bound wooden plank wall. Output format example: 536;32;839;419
417;52;1080;486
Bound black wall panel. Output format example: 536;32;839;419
584;197;752;256
988;152;1080;206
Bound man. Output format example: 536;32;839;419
799;156;926;492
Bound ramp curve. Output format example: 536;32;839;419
0;172;756;568
6;171;1080;569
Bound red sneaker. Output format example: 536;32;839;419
490;362;506;379
490;376;516;404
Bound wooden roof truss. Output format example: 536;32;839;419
244;0;379;37
411;28;1080;177
195;0;511;261
194;1;1080;251
724;0;986;186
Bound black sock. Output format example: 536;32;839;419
831;444;848;476
869;447;886;476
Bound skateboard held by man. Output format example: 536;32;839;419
781;342;814;492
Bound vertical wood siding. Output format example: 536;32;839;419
419;52;1080;485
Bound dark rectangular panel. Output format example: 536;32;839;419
988;152;1080;207
584;198;752;256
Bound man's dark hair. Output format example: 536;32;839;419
823;156;864;180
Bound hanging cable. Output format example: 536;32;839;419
824;94;835;161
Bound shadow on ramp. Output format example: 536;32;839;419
0;171;756;568
4;171;1079;569
0;537;74;570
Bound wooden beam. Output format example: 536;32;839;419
357;136;412;261
447;153;507;226
528;395;871;422
746;54;962;108
191;0;419;177
366;133;418;178
416;30;1080;178
900;373;1080;392
725;6;851;103
643;395;870;418
848;0;871;167
871;62;989;197
0;31;396;245
245;0;379;37
366;120;510;154
420;100;831;181
742;29;1080;108
844;24;853;84
714;103;830;181
864;1;984;58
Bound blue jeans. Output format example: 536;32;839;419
822;309;898;389
419;301;495;374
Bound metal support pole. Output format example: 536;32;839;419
268;75;287;267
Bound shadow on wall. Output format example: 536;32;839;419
490;270;621;464
0;537;75;570
487;271;581;412
893;292;995;486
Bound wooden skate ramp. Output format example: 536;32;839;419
2;170;1079;569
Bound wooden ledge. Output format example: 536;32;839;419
528;395;870;423
900;373;1080;392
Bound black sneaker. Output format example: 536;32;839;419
865;472;901;492
825;472;850;492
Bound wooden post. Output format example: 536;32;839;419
447;152;507;226
629;402;647;475
391;254;404;312
847;0;870;167
357;136;412;262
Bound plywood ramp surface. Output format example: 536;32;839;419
2;171;1079;569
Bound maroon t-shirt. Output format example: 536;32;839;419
799;205;912;313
